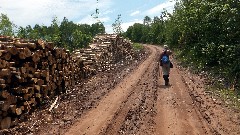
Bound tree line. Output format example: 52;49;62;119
0;14;105;52
124;0;240;92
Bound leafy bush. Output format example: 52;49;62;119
165;0;240;94
132;43;144;51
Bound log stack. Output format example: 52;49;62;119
72;34;134;76
71;48;97;80
0;34;135;129
0;36;72;129
92;34;133;69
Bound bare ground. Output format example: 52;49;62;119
2;45;240;135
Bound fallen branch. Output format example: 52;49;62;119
48;97;59;112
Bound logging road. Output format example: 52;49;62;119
64;45;228;135
18;44;238;135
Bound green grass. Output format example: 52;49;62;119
175;48;240;109
132;43;144;51
206;85;240;109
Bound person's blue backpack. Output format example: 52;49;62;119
162;54;169;64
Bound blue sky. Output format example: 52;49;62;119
0;0;175;33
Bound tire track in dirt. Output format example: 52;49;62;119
65;45;216;135
155;48;211;135
64;45;158;135
179;68;240;135
101;46;160;135
101;45;212;135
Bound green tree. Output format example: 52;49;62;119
17;26;28;38
25;25;33;39
125;26;133;39
125;15;166;44
91;22;105;36
59;17;76;48
91;0;105;34
1;13;104;52
48;17;61;44
78;24;91;35
143;16;152;26
127;23;144;42
112;14;123;35
141;16;152;43
0;13;15;36
164;0;240;90
72;29;92;51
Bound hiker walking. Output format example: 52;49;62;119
159;45;172;86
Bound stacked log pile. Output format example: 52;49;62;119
71;34;133;83
0;34;135;129
71;48;97;80
0;36;72;129
72;34;134;75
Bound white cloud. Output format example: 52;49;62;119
130;11;140;16
78;15;110;24
0;0;112;27
101;10;114;15
105;19;142;34
105;24;113;34
145;0;175;15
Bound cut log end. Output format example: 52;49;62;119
1;117;11;129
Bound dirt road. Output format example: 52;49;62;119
6;45;239;135
64;45;240;135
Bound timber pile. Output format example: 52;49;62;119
0;34;135;129
95;34;134;69
0;36;72;129
71;48;97;80
72;34;134;76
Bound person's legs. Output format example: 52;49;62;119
166;66;170;85
162;65;170;86
163;75;169;85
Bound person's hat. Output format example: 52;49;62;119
164;45;168;49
